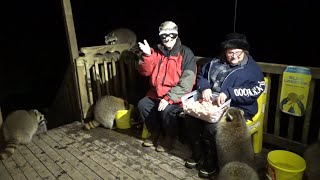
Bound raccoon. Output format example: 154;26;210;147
0;109;46;160
218;161;260;180
83;95;129;130
216;107;254;169
303;141;320;180
104;28;137;49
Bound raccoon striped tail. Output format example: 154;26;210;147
83;120;100;130
0;141;18;160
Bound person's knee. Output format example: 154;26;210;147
137;97;147;111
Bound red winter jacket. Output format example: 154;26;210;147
138;38;197;105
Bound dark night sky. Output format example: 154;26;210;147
0;0;319;113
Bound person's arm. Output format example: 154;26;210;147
197;61;211;94
137;40;159;76
223;68;265;105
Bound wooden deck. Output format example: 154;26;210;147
0;121;270;180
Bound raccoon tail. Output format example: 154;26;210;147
0;141;18;160
83;120;100;130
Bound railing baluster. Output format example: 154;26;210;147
274;75;283;136
103;61;110;95
94;60;102;100
302;79;316;143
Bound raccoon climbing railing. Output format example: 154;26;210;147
75;43;137;120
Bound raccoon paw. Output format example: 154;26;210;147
0;151;13;160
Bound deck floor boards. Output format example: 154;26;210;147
1;121;270;180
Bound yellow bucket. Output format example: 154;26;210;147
267;150;306;180
115;104;133;129
141;124;151;139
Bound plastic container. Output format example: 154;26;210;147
115;104;134;129
266;150;306;180
181;90;231;123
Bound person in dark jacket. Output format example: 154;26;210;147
137;21;197;152
184;32;265;178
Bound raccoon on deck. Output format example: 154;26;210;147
83;95;129;130
0;109;46;160
104;28;137;49
216;107;255;169
217;161;260;180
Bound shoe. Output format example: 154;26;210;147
142;138;154;147
185;158;199;169
155;144;164;152
155;137;174;152
198;168;216;178
142;134;159;147
156;144;173;152
198;150;217;178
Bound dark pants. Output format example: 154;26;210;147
185;115;218;171
137;96;183;138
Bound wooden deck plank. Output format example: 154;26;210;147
92;139;166;180
26;141;73;180
11;148;42;180
1;121;270;179
1;157;27;180
18;142;57;180
32;134;87;180
59;123;168;179
97;139;181;179
111;129;192;166
39;133;103;180
94;128;199;179
58;124;164;180
98;134;194;180
60;122;200;180
0;161;13;180
45;129;120;180
52;127;143;180
103;130;195;170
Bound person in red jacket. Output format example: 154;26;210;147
137;21;197;152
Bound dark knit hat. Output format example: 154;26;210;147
221;32;249;51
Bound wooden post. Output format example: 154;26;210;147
76;58;92;119
61;0;82;121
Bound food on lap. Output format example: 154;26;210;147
183;98;229;123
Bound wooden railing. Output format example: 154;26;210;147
75;43;137;119
257;62;320;154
